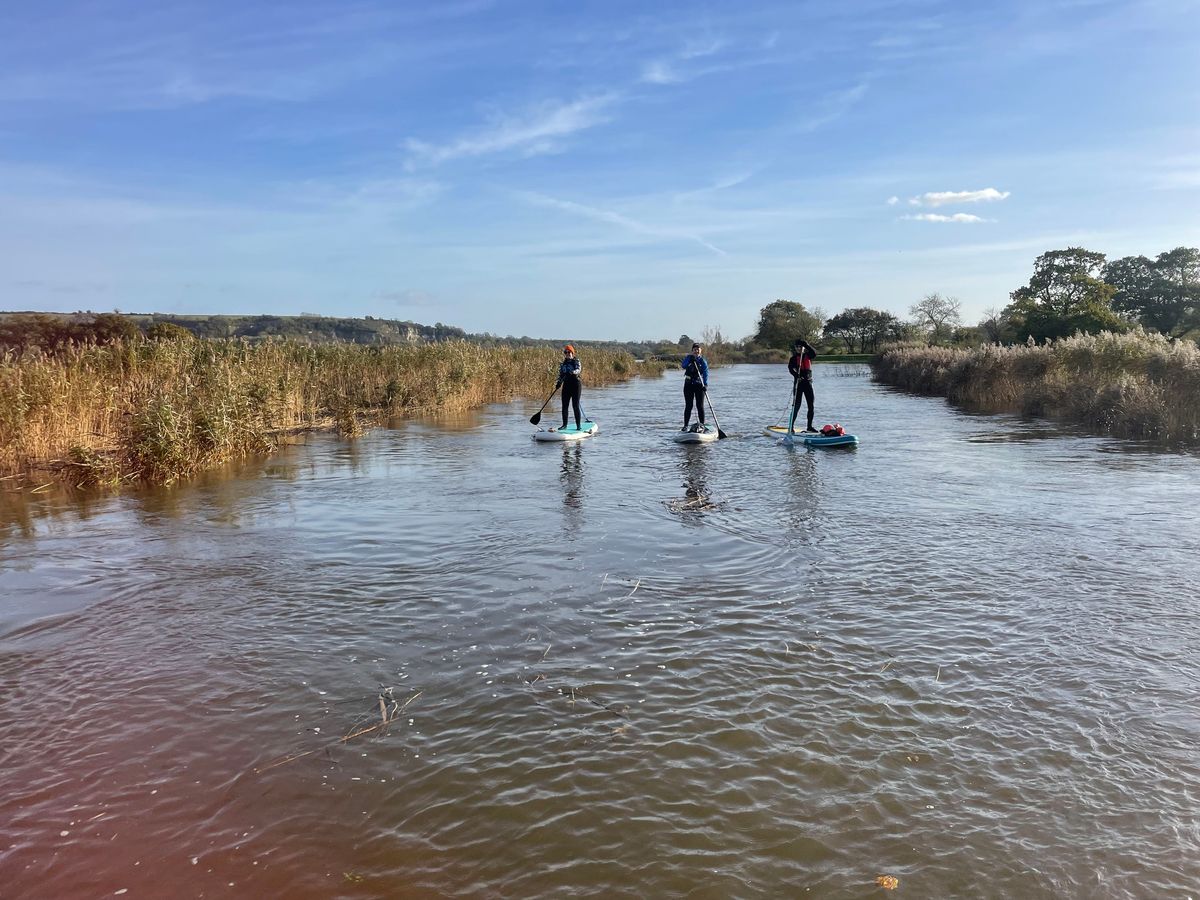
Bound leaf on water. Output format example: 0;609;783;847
876;874;899;890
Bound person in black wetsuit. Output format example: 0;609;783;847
788;338;817;433
680;342;709;431
554;344;583;431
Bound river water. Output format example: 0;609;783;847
1;364;1198;899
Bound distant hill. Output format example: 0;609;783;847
0;311;467;345
0;310;728;360
132;313;469;344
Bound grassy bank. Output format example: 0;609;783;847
871;330;1200;442
1;340;665;484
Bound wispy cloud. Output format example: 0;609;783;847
902;212;987;223
0;9;494;110
886;195;900;205
798;82;868;133
641;60;682;85
1148;154;1200;190
640;35;726;85
515;190;727;255
378;288;437;307
672;171;755;202
908;188;1010;206
405;94;617;168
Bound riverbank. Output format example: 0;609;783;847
871;330;1200;443
0;339;666;485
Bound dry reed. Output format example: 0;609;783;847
0;339;666;483
872;330;1200;442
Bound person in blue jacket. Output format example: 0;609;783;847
553;344;583;431
680;342;709;432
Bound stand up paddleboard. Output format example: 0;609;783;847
533;421;599;442
672;425;720;444
763;425;858;447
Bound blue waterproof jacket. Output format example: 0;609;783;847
556;358;582;385
681;354;708;386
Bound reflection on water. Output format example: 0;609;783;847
559;443;584;538
2;365;1200;898
560;443;583;509
667;444;721;521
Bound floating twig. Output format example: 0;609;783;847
254;689;421;774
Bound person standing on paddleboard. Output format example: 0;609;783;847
553;345;583;432
681;342;709;432
788;338;817;434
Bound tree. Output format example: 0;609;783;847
753;300;825;349
978;306;1007;343
146;321;195;342
909;293;962;344
823;307;902;353
1004;247;1125;342
0;314;80;351
1103;247;1200;337
85;312;140;344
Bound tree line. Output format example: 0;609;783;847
5;244;1194;358
0;312;468;353
728;244;1199;358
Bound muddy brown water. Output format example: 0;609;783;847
2;364;1198;898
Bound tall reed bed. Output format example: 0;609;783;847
0;340;663;483
872;330;1200;442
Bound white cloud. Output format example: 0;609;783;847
910;188;1010;206
886;195;899;205
405;94;617;167
903;213;987;223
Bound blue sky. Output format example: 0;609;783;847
2;0;1198;340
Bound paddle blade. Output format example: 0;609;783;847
529;411;542;425
717;427;728;439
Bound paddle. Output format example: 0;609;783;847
784;376;799;446
529;382;559;426
688;357;727;439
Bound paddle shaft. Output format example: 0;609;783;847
529;383;559;425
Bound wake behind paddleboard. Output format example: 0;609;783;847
533;421;599;442
672;426;720;444
763;425;858;447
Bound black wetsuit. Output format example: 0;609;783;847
682;353;708;426
788;345;816;431
557;358;582;429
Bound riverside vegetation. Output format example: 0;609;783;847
871;330;1200;443
0;339;663;485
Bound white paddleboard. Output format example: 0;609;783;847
672;426;719;444
533;421;599;442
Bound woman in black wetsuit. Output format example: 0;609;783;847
554;344;583;431
788;338;817;434
680;342;709;431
